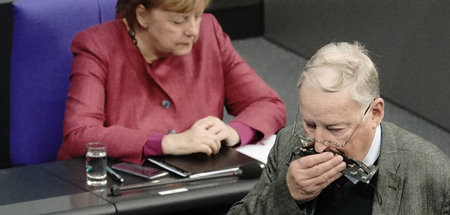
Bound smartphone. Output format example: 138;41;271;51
111;162;169;180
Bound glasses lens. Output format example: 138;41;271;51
299;137;313;147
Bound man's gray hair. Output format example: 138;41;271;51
298;41;380;107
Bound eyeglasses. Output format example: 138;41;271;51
292;101;372;148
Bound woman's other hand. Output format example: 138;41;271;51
161;116;240;155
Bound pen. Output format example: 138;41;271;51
107;167;124;183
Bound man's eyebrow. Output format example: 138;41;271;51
301;118;314;124
327;121;354;127
327;124;345;128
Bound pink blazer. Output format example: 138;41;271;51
57;14;286;164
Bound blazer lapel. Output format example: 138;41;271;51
372;165;405;215
371;122;405;215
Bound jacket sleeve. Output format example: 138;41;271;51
206;14;287;140
227;128;305;214
57;30;148;164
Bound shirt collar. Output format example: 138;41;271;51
346;124;381;184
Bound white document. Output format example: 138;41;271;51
236;134;276;164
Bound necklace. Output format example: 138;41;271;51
128;29;138;49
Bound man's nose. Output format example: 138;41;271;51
312;129;328;153
314;141;328;153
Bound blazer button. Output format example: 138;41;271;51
168;129;176;134
161;100;171;109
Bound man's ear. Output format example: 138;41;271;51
370;97;384;129
135;4;149;28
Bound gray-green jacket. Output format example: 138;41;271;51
228;122;450;214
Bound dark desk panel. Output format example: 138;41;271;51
0;164;83;205
0;192;115;215
37;158;96;191
0;164;116;214
110;178;256;215
1;158;256;214
39;159;257;214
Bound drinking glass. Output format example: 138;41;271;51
86;142;107;186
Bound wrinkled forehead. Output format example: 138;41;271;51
299;80;360;119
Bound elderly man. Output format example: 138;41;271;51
228;42;449;214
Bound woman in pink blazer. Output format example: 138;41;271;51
57;0;286;164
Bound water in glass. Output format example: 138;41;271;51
86;142;107;186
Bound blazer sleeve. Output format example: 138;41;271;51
57;29;149;164
227;128;305;214
206;14;287;139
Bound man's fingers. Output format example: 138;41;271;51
313;162;346;190
296;152;337;168
287;155;347;202
289;154;345;187
310;154;344;176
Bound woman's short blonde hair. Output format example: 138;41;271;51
298;42;380;107
116;0;211;30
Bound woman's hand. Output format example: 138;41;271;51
161;116;240;155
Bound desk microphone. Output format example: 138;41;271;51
110;162;263;196
237;162;264;179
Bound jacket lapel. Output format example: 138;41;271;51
371;122;405;215
372;164;405;214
